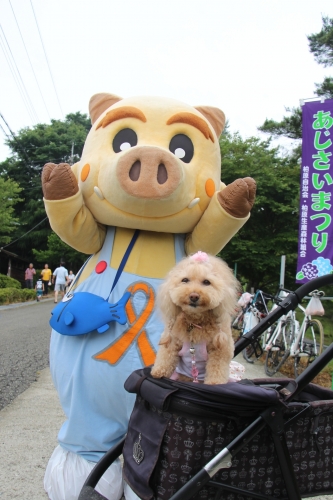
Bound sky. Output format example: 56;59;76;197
1;0;333;162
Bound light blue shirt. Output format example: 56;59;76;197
53;266;68;284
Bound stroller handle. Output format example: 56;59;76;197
234;273;333;357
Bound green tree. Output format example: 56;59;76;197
0;112;91;258
219;132;300;292
308;15;333;67
32;232;86;273
0;177;22;245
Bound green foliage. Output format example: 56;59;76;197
308;15;333;67
32;232;86;272
0;177;22;245
0;287;35;304
219;133;300;292
314;76;333;99
258;107;302;140
0;273;21;289
0;112;91;258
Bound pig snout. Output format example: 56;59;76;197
116;146;181;199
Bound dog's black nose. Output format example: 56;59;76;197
189;293;199;303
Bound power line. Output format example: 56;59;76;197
0;216;48;249
8;0;52;121
30;0;64;119
0;120;11;142
0;111;32;164
0;26;38;124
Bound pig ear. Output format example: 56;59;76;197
89;93;123;124
194;106;226;138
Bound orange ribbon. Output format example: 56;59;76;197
94;282;156;366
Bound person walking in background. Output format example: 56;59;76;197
66;270;75;292
52;262;69;303
25;263;36;289
35;275;44;302
41;263;52;296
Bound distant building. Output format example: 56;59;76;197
0;248;30;287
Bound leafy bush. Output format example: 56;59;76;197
0;287;35;304
21;288;36;301
0;274;21;289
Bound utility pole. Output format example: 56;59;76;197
70;141;75;165
280;255;286;288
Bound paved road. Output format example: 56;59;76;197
0;299;54;410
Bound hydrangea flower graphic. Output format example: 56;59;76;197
312;257;333;277
301;263;318;280
296;257;333;281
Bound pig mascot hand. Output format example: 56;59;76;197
42;93;256;500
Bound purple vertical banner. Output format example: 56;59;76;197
296;99;333;283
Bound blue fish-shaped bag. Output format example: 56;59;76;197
50;291;131;336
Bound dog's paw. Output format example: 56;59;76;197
151;367;167;379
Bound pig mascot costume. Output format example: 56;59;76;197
42;93;256;500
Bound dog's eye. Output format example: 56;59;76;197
202;280;211;286
181;278;189;283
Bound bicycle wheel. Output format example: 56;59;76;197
294;319;324;377
242;343;257;363
283;317;295;351
264;322;291;376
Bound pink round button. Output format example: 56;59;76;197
95;261;107;274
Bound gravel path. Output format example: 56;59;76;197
0;299;54;410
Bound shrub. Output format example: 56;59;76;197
0;274;21;289
21;288;36;301
0;287;35;304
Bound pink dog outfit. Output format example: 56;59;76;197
171;341;245;383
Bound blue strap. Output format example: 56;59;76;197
108;229;140;298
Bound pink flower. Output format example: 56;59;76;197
190;251;209;263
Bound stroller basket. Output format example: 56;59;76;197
122;370;333;500
79;273;333;500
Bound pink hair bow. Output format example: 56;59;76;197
190;251;209;263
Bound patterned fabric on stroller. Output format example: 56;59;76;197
79;273;333;500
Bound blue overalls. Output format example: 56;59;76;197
50;226;186;462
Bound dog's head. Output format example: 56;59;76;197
157;252;240;321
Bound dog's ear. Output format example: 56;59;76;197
212;302;225;319
216;279;240;318
157;280;179;322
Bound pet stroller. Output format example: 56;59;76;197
79;274;333;500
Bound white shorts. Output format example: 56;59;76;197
44;445;140;500
54;283;66;292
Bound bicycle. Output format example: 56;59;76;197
231;292;252;332
233;289;274;364
264;289;324;377
292;289;325;377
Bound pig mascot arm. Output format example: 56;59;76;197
42;162;105;254
185;177;256;256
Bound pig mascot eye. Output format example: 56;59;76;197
113;128;138;153
169;134;194;163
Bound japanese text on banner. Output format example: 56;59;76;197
296;100;333;283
